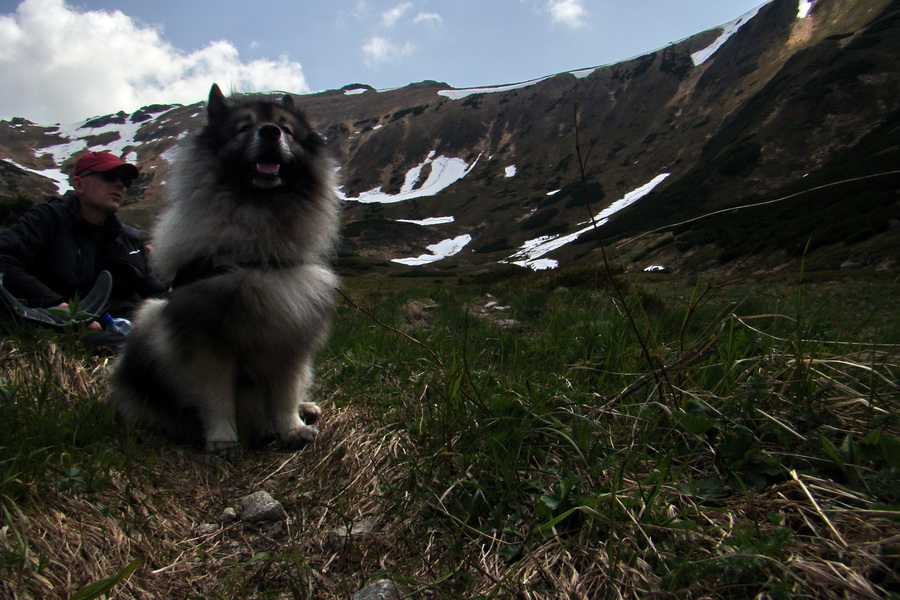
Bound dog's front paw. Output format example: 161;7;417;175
280;424;318;449
205;440;242;458
298;402;322;425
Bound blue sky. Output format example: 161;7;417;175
0;0;770;123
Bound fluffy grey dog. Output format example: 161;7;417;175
110;84;340;453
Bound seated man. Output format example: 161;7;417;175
0;151;166;352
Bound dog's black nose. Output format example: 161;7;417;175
258;124;282;140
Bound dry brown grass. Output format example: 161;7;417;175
1;390;418;598
0;334;419;598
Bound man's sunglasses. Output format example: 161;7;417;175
80;170;135;188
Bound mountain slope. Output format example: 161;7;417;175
1;0;897;275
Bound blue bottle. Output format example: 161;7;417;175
99;314;133;335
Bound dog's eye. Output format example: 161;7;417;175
237;123;252;133
281;125;294;137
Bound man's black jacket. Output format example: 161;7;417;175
0;192;166;317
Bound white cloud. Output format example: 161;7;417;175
381;2;414;27
362;36;415;66
413;12;442;26
546;0;587;28
0;0;309;123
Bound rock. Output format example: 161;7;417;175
327;518;378;552
493;319;518;328
196;523;218;535
240;491;287;523
218;507;238;524
400;298;438;330
352;579;406;600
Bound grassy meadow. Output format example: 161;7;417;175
0;266;898;599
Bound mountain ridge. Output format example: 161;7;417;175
1;0;897;276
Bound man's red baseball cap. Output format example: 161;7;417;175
74;151;139;179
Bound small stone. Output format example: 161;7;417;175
352;579;406;600
327;518;377;552
240;491;287;523
218;507;238;524
197;523;218;535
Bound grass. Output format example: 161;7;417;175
0;268;898;599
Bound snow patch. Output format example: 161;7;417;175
797;0;813;18
2;158;69;194
392;234;473;266
439;78;552;101
505;165;517;178
504;173;671;271
27;117;142;193
396;216;455;226
32;114;159;192
691;4;766;66
526;259;559;271
571;67;597;79
342;151;481;204
438;66;597;101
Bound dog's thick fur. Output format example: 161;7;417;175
110;84;340;452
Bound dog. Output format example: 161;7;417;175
109;84;340;453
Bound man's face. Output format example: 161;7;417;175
73;168;132;222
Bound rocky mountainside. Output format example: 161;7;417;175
1;0;898;276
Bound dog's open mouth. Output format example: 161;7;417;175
256;163;280;176
252;162;283;189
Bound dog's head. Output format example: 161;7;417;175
198;84;326;193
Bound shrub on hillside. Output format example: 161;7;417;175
0;194;33;228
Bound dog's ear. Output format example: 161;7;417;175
208;84;229;121
281;94;294;110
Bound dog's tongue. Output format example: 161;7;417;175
256;163;280;175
